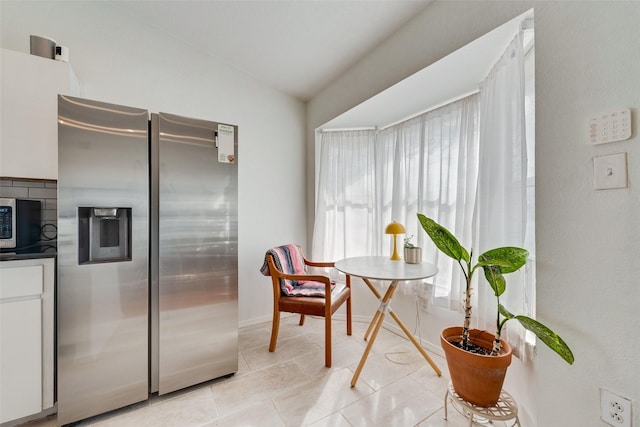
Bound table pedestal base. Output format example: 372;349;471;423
444;382;521;426
350;278;441;387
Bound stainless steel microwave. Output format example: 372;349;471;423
0;198;42;249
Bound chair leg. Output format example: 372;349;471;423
346;276;352;336
325;314;332;368
299;314;305;326
269;310;280;352
346;298;352;336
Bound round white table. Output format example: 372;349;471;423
335;256;441;387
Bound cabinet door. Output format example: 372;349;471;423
0;48;80;179
0;298;42;423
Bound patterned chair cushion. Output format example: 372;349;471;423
260;244;334;297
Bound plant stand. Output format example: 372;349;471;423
444;382;521;426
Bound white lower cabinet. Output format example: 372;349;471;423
0;258;54;424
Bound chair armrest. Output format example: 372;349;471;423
277;272;331;284
304;259;334;268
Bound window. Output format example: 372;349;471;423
313;94;480;307
313;24;535;359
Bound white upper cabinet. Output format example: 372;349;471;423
1;48;81;179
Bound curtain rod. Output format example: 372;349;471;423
318;127;376;133
320;90;480;134
378;89;480;131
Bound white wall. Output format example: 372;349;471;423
308;1;640;426
0;0;308;327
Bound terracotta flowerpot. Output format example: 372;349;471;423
440;326;512;407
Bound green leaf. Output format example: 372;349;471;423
513;315;575;365
476;258;520;270
483;265;506;297
498;303;515;319
478;247;529;274
417;214;469;262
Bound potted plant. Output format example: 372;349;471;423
417;213;574;406
403;235;422;264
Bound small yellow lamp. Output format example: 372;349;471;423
385;221;406;260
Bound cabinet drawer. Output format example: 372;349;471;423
0;265;43;299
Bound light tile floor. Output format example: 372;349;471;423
23;316;517;427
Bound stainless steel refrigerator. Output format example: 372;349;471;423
57;95;238;425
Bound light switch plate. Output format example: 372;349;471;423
589;109;632;144
593;153;628;190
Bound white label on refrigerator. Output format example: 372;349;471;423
218;124;235;163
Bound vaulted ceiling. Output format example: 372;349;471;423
112;0;432;101
111;1;530;129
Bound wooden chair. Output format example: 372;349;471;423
261;244;352;367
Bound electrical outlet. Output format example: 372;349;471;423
601;389;632;427
416;295;430;312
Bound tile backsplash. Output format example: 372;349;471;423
0;177;58;241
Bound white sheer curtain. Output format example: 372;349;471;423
375;95;480;304
313;94;480;306
312;129;377;262
474;31;532;360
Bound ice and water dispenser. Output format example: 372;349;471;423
78;207;132;264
